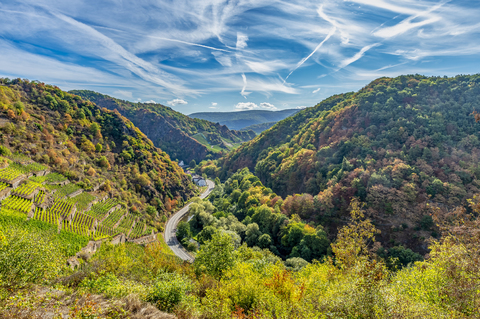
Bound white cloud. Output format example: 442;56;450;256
312;88;321;93
209;106;217;109
145;100;157;104
235;102;258;110
236;32;249;50
211;102;218;106
260;102;277;110
167;98;188;106
296;106;308;109
114;90;133;98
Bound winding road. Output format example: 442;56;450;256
164;179;215;262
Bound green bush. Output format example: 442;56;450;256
146;272;193;312
0;146;11;157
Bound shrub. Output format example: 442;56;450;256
146;272;194;312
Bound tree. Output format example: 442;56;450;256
95;143;103;153
189;159;196;168
331;198;379;269
81;139;95;154
197;226;218;244
245;223;261;246
194;232;236;279
176;221;191;242
258;233;272;249
146;205;157;217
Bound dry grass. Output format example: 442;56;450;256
0;286;175;319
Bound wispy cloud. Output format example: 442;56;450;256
114;90;133;98
240;73;251;98
312;88;321;93
338;43;381;69
0;0;479;113
235;101;277;110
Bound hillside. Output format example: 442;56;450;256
189;109;298;131
241;121;278;134
70;90;255;163
0;78;195;218
216;74;480;250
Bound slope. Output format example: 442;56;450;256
0;78;195;216
70;90;256;163
219;74;480;250
189;109;298;131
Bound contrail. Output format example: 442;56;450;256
284;27;336;83
147;35;232;53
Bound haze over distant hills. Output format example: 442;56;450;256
189;109;298;131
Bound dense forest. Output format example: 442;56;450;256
71;90;255;163
0;78;195;215
198;74;480;253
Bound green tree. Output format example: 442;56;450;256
194;232;236;279
176;221;191;242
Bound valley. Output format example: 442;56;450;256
1;74;480;318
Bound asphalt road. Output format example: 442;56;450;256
164;179;215;262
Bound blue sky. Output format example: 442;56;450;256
0;0;479;114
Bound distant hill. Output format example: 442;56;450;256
241;121;278;134
189;109;298;131
70;91;256;163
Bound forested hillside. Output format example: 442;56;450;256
0;78;195;214
189;109;298;131
206;74;480;252
71;90;255;163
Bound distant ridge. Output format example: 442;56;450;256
189;109;298;131
70;90;255;163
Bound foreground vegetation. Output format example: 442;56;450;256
2;193;480;318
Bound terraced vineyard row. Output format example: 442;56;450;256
34;190;45;205
72;211;95;230
63;220;90;237
95;225;119;239
102;208;125;229
0;167;23;183
116;214;135;235
2;195;32;214
33;207;60;225
85;199;118;219
0;182;9;192
13;181;42;197
50;198;75;219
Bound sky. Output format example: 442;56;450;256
0;0;479;114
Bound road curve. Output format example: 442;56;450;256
164;179;215;262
